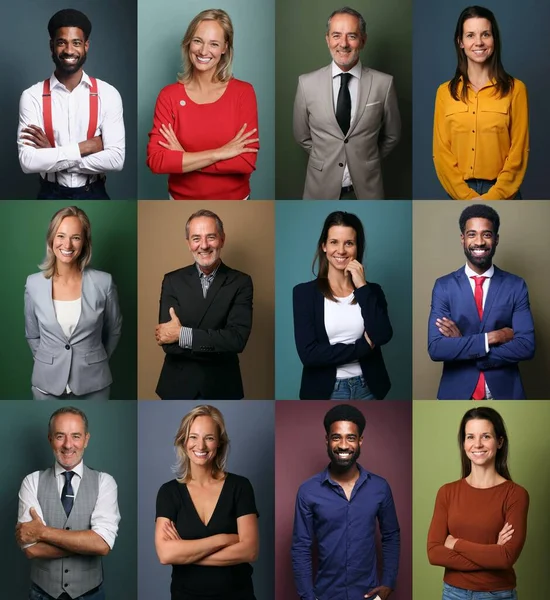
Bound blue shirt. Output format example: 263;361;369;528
291;464;400;600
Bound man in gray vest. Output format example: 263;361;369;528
16;406;120;600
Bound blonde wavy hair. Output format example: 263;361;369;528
174;405;230;483
178;9;234;84
39;206;92;279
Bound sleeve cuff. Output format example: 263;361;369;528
179;326;192;349
484;333;489;353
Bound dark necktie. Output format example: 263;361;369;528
61;471;75;516
471;276;488;400
336;73;352;135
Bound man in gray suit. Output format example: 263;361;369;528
293;6;401;200
16;406;120;600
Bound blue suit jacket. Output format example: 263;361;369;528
428;265;535;399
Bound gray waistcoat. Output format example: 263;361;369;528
31;465;102;599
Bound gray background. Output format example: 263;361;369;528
413;0;550;199
0;0;137;199
138;401;275;600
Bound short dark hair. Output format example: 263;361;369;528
185;209;225;239
48;9;92;41
48;406;89;436
326;7;367;38
459;204;500;235
324;404;366;436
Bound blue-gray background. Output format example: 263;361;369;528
138;401;275;600
413;0;550;199
0;401;137;599
0;0;137;200
138;0;275;199
275;201;412;400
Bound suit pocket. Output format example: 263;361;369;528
85;348;108;365
308;156;324;171
34;349;54;364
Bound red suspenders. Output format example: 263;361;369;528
42;76;99;147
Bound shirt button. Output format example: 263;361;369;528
64;569;69;573
338;162;344;167
472;148;474;151
65;344;70;350
472;130;475;133
473;111;476;114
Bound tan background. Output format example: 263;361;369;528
413;201;550;400
138;201;275;400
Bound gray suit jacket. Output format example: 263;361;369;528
24;268;122;396
293;64;401;199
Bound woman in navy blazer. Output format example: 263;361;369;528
24;206;122;400
293;211;392;400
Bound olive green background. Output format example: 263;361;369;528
0;201;137;400
275;0;412;199
0;401;137;599
413;401;550;597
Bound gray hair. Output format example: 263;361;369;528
185;209;225;239
326;6;367;38
48;406;89;436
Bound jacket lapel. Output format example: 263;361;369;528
45;276;69;342
455;267;480;325
195;264;228;327
481;266;502;329
322;66;344;137
348;67;372;137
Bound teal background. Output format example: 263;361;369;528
0;401;137;599
138;0;275;199
275;201;412;400
0;201;137;400
275;0;412;199
413;401;550;598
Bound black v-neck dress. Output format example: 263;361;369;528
156;473;258;600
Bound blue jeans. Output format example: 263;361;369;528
466;178;522;199
330;375;376;400
29;582;105;600
442;582;517;600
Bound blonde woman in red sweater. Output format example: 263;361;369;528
427;406;528;600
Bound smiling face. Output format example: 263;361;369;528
52;216;84;268
186;415;219;468
187;216;225;274
463;418;502;469
189;19;227;75
322;225;358;275
326;420;362;470
326;13;365;72
50;26;89;75
459;17;494;66
461;217;498;274
49;413;89;471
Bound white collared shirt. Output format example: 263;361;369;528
17;460;120;549
331;60;362;188
17;71;125;188
465;263;495;399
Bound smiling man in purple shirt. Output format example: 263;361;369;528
291;404;400;600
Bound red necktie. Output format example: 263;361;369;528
471;276;488;400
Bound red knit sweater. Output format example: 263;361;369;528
146;78;258;200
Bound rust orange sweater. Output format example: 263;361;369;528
427;478;529;591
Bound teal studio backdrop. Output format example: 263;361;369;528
0;401;137;599
275;201;412;400
0;201;137;400
138;0;275;199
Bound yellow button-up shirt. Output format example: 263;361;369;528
433;78;529;200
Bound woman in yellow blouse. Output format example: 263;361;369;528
433;6;528;200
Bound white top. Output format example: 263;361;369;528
331;60;362;188
17;460;120;549
324;293;363;379
54;298;82;393
18;71;125;187
464;263;495;399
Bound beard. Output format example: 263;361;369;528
52;51;87;75
463;244;496;271
327;445;361;471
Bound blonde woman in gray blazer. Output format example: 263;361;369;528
24;206;122;400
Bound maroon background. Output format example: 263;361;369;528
275;401;412;600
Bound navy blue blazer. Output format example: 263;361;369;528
428;266;535;399
293;280;392;400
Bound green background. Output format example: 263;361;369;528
0;401;137;599
275;0;412;199
0;201;137;400
413;401;550;597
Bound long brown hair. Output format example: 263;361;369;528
449;5;513;103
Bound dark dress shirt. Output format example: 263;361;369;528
291;464;400;600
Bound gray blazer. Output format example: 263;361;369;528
24;268;122;396
293;64;401;199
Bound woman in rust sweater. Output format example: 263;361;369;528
427;407;529;600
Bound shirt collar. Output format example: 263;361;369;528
465;263;495;280
322;462;370;487
54;460;84;479
331;60;362;81
195;261;221;279
50;70;92;91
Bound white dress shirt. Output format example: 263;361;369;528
324;294;363;379
331;61;362;188
17;71;125;188
464;263;494;399
17;460;120;549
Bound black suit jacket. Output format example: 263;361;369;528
293;280;392;400
156;262;253;399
